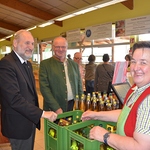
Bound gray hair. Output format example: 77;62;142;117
14;29;32;41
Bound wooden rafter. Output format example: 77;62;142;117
0;0;57;20
0;33;8;39
54;21;63;27
0;20;25;31
121;0;133;10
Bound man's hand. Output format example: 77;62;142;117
55;108;63;114
42;111;57;122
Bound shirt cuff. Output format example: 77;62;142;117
41;111;45;117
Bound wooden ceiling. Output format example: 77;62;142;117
0;0;133;39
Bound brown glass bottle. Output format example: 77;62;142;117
112;99;117;110
85;97;91;111
73;95;79;110
58;118;70;126
106;102;112;111
80;95;86;112
86;93;91;100
92;97;98;111
91;92;96;103
103;91;107;100
97;92;102;105
108;93;113;103
98;100;105;111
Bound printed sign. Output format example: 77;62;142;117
85;22;112;40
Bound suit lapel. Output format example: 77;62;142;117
26;61;37;94
27;61;35;85
11;51;35;94
18;61;35;94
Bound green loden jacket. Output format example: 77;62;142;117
39;56;83;112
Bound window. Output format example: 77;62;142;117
114;45;130;62
93;47;112;63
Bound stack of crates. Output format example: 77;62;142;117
44;110;83;150
45;110;116;150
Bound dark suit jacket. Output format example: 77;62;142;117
0;51;43;139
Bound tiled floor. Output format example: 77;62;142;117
0;93;45;150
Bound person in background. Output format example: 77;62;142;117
81;41;150;150
67;54;72;59
125;54;132;71
73;52;85;93
39;36;83;114
0;30;57;150
125;54;134;85
85;54;97;96
94;54;114;95
4;53;8;57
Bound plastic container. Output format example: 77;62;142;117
44;110;83;150
67;120;116;150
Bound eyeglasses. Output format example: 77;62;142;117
74;57;82;60
54;46;67;50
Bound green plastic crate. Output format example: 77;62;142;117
67;120;116;150
44;110;83;150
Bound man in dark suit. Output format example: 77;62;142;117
0;30;57;150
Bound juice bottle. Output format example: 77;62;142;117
73;95;79;110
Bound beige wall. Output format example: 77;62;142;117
0;0;150;47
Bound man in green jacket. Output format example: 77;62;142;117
39;36;83;114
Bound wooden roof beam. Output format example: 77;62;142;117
0;33;8;39
54;21;63;27
121;0;133;10
0;20;25;31
0;0;57;20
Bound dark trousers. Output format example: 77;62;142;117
9;125;36;150
85;80;94;96
67;99;74;111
